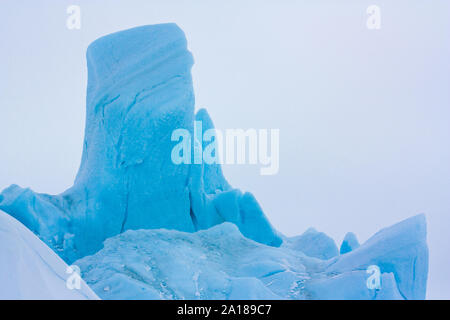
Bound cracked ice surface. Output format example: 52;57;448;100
75;215;427;300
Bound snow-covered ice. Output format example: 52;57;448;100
0;210;98;299
75;215;427;300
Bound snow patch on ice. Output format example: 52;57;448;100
0;210;98;299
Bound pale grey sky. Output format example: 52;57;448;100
0;0;449;299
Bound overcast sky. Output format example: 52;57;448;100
0;0;449;299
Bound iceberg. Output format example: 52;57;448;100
325;214;428;300
75;215;427;300
0;24;280;263
339;232;360;254
0;24;429;300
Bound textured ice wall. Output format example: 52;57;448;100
0;24;280;262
